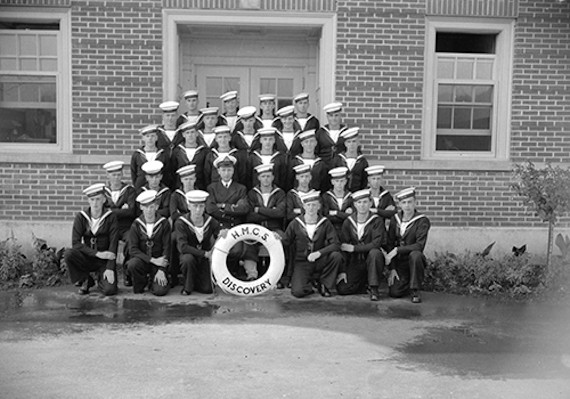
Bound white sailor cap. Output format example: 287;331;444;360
298;129;316;141
159;101;179;112
213;125;231;135
340;127;359;140
200;107;219;116
276;105;295;118
254;163;274;175
177;164;196;177
237;106;257;119
141;160;164;175
213;154;237;168
395;187;416;201
323;102;343;114
177;120;197;132
257;127;277;137
351;189;371;202
258;94;276;102
365;165;385;176
293;164;311;175
301;190;320;203
293;92;309;102
182;90;198;99
83;183;106;197
329;166;349;179
136;190;158;205
139;124;160;136
185;190;209;203
220;91;238;102
103;160;124;172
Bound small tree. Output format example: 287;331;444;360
511;162;570;269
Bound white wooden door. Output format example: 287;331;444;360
250;66;304;109
195;66;249;109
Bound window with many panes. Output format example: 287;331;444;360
422;19;514;160
0;10;70;152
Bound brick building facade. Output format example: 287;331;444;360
1;0;569;255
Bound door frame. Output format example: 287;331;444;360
163;9;336;121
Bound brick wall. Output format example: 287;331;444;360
1;0;569;230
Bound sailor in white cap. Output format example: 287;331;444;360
175;190;224;295
285;163;313;223
131;124;169;190
331;127;369;192
140;160;171;218
365;165;397;221
293;92;320;132
337;188;386;301
157;100;181;147
176;90;201;127
103;161;136;285
277;189;342;298
316;102;347;164
290;129;329;192
322;166;354;238
171;121;208;190
246;127;288;190
203;125;248;187
126;190;171;296
232;106;260;150
274;105;302;155
258;93;277;128
219;90;239;132
197;107;220;147
384;187;430;303
64;183;119;296
244;163;287;280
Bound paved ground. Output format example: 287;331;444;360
0;286;569;398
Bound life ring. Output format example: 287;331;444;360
211;224;285;296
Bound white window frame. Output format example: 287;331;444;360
422;17;514;161
0;8;72;154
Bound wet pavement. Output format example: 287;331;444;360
1;287;570;398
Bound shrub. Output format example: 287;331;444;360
423;251;561;298
0;233;31;284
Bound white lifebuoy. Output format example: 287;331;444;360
211;224;285;296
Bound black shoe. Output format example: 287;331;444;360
180;289;191;296
78;276;95;295
411;289;422;303
124;274;132;287
276;282;285;289
319;283;332;298
369;286;380;302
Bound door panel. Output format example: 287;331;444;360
196;66;249;109
251;66;304;109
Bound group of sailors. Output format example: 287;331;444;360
64;90;430;303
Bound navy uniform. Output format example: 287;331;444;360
385;187;431;303
292;92;320;132
138;160;170;219
204;125;248;187
156;101;182;189
274;105;302;156
231;106;260;151
257;93;278;129
175;190;221;295
171;121;209;190
176;90;201;128
366;165;397;222
316;102;348;165
280;190;342;298
321;167;354;238
130;125;170;191
331;127;369;192
196;107;220;148
219;90;240;132
103;161;136;239
337;189;386;301
246;127;288;191
126;190;171;296
289;129;329;192
285;164;313;223
64;183;118;296
169;165;198;286
206;155;251;277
